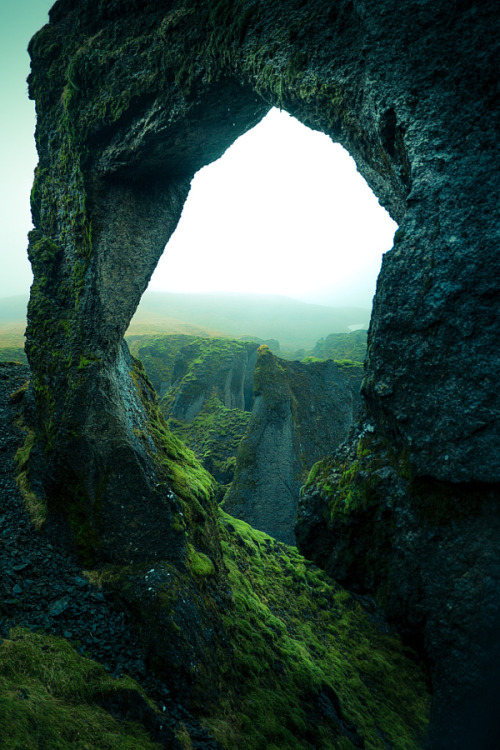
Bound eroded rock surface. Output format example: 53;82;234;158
27;0;500;511
224;346;355;543
1;364;430;749
296;427;500;747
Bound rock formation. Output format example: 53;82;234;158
24;0;500;746
224;345;355;543
296;425;500;747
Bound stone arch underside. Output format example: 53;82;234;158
26;0;499;564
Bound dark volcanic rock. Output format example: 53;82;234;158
0;362;220;749
1;362;431;749
159;336;257;485
296;426;500;748
164;337;258;418
224;346;354;543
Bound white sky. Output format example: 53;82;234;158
1;3;398;308
149;108;397;307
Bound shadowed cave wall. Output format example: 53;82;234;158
25;0;499;745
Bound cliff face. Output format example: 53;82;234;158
158;335;257;485
224;346;355;544
127;333;197;398
24;0;500;746
2;362;430;750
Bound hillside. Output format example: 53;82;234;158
0;296;28;351
129;291;370;351
1;291;369;360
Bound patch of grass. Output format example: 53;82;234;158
0;628;163;750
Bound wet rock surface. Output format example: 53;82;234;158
0;362;219;749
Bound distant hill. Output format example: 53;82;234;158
129;291;370;351
312;329;368;362
0;295;28;349
0;292;371;354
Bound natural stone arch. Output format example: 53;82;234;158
27;0;499;562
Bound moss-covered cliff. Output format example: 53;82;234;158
3;362;430;750
296;428;500;746
129;334;257;485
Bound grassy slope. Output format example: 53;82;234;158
1;515;430;750
209;513;430;749
0;629;163;750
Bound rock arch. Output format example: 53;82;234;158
26;0;499;562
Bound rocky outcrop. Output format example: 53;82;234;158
224;346;354;543
296;427;500;747
26;0;500;508
127;333;196;398
312;330;367;363
1;364;430;749
163;337;258;418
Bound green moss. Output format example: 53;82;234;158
312;332;367;363
129;334;255;487
305;437;387;525
209;511;430;749
0;628;162;750
130;357;215;510
186;543;216;577
175;723;195;750
302;458;331;494
253;345;290;408
301;355;325;363
129;357;222;566
77;353;101;369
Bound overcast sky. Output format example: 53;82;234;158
1;2;397;308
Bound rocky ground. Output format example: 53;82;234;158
0;361;219;749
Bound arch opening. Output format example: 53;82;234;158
132;107;397;340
